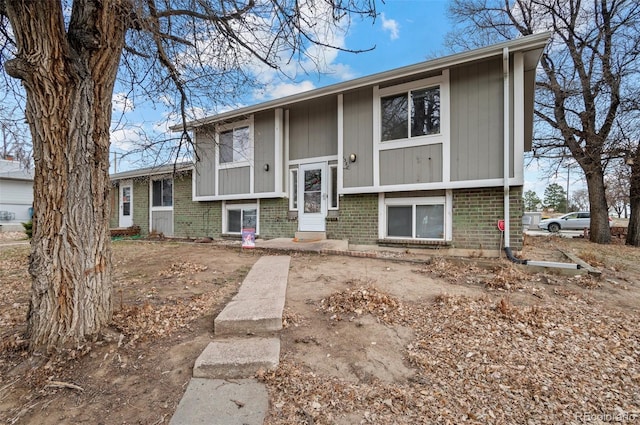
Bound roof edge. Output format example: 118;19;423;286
171;31;552;131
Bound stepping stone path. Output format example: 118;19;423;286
170;255;290;425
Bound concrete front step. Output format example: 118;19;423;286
169;378;268;425
294;231;326;241
214;255;290;335
214;297;286;335
193;337;280;379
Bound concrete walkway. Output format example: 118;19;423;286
170;255;291;425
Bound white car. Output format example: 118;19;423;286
538;211;611;232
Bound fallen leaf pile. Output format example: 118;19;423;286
111;292;219;345
264;293;640;424
320;285;401;324
413;258;601;292
158;261;208;278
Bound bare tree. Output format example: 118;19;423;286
605;160;631;217
570;188;590;212
0;0;376;352
447;0;640;244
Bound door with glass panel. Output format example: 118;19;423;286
119;181;133;228
298;163;327;232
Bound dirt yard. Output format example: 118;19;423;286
1;233;639;424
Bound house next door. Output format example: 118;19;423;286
119;181;133;228
298;162;327;232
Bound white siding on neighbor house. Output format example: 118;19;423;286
0;179;33;221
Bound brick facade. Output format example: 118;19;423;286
452;186;523;251
259;198;297;238
326;194;379;245
172;174;222;239
111;171;523;250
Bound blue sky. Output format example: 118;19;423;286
110;0;579;198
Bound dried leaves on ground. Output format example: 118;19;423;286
264;291;640;424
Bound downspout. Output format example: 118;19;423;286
502;47;526;264
501;48;579;269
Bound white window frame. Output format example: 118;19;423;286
150;177;173;210
375;74;448;150
289;168;298;211
215;118;254;169
328;164;339;210
222;201;259;235
382;196;450;241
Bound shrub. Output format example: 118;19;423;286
22;220;32;239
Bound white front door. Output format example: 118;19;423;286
119;181;133;228
298;162;327;232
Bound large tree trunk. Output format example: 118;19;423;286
585;169;612;244
626;150;640;246
4;1;127;351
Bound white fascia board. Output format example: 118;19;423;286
340;177;524;195
173;33;552;131
193;192;286;202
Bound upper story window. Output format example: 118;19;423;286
376;73;447;146
381;86;440;142
217;118;253;167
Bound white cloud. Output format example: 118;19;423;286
253;80;316;101
381;13;399;40
110;126;144;152
112;92;134;113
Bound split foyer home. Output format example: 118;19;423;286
110;33;550;253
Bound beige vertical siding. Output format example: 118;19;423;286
289;96;337;160
379;144;443;185
343;87;374;188
219;167;250;195
151;210;173;236
194;129;216;196
254;111;275;193
450;58;505;181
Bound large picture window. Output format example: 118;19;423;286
385;198;445;240
381;86;440;142
152;178;173;207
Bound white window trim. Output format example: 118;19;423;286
373;71;450;188
215;117;254;170
380;194;452;241
150;176;174;211
289;168;298;211
222;201;260;235
328;164;339;210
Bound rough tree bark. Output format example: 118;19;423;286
626;149;640;246
4;0;128;351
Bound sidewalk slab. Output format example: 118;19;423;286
215;255;290;335
193;337;280;379
215;297;285;335
169;378;268;425
233;255;290;301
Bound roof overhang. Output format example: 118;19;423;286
171;31;551;131
110;162;194;181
